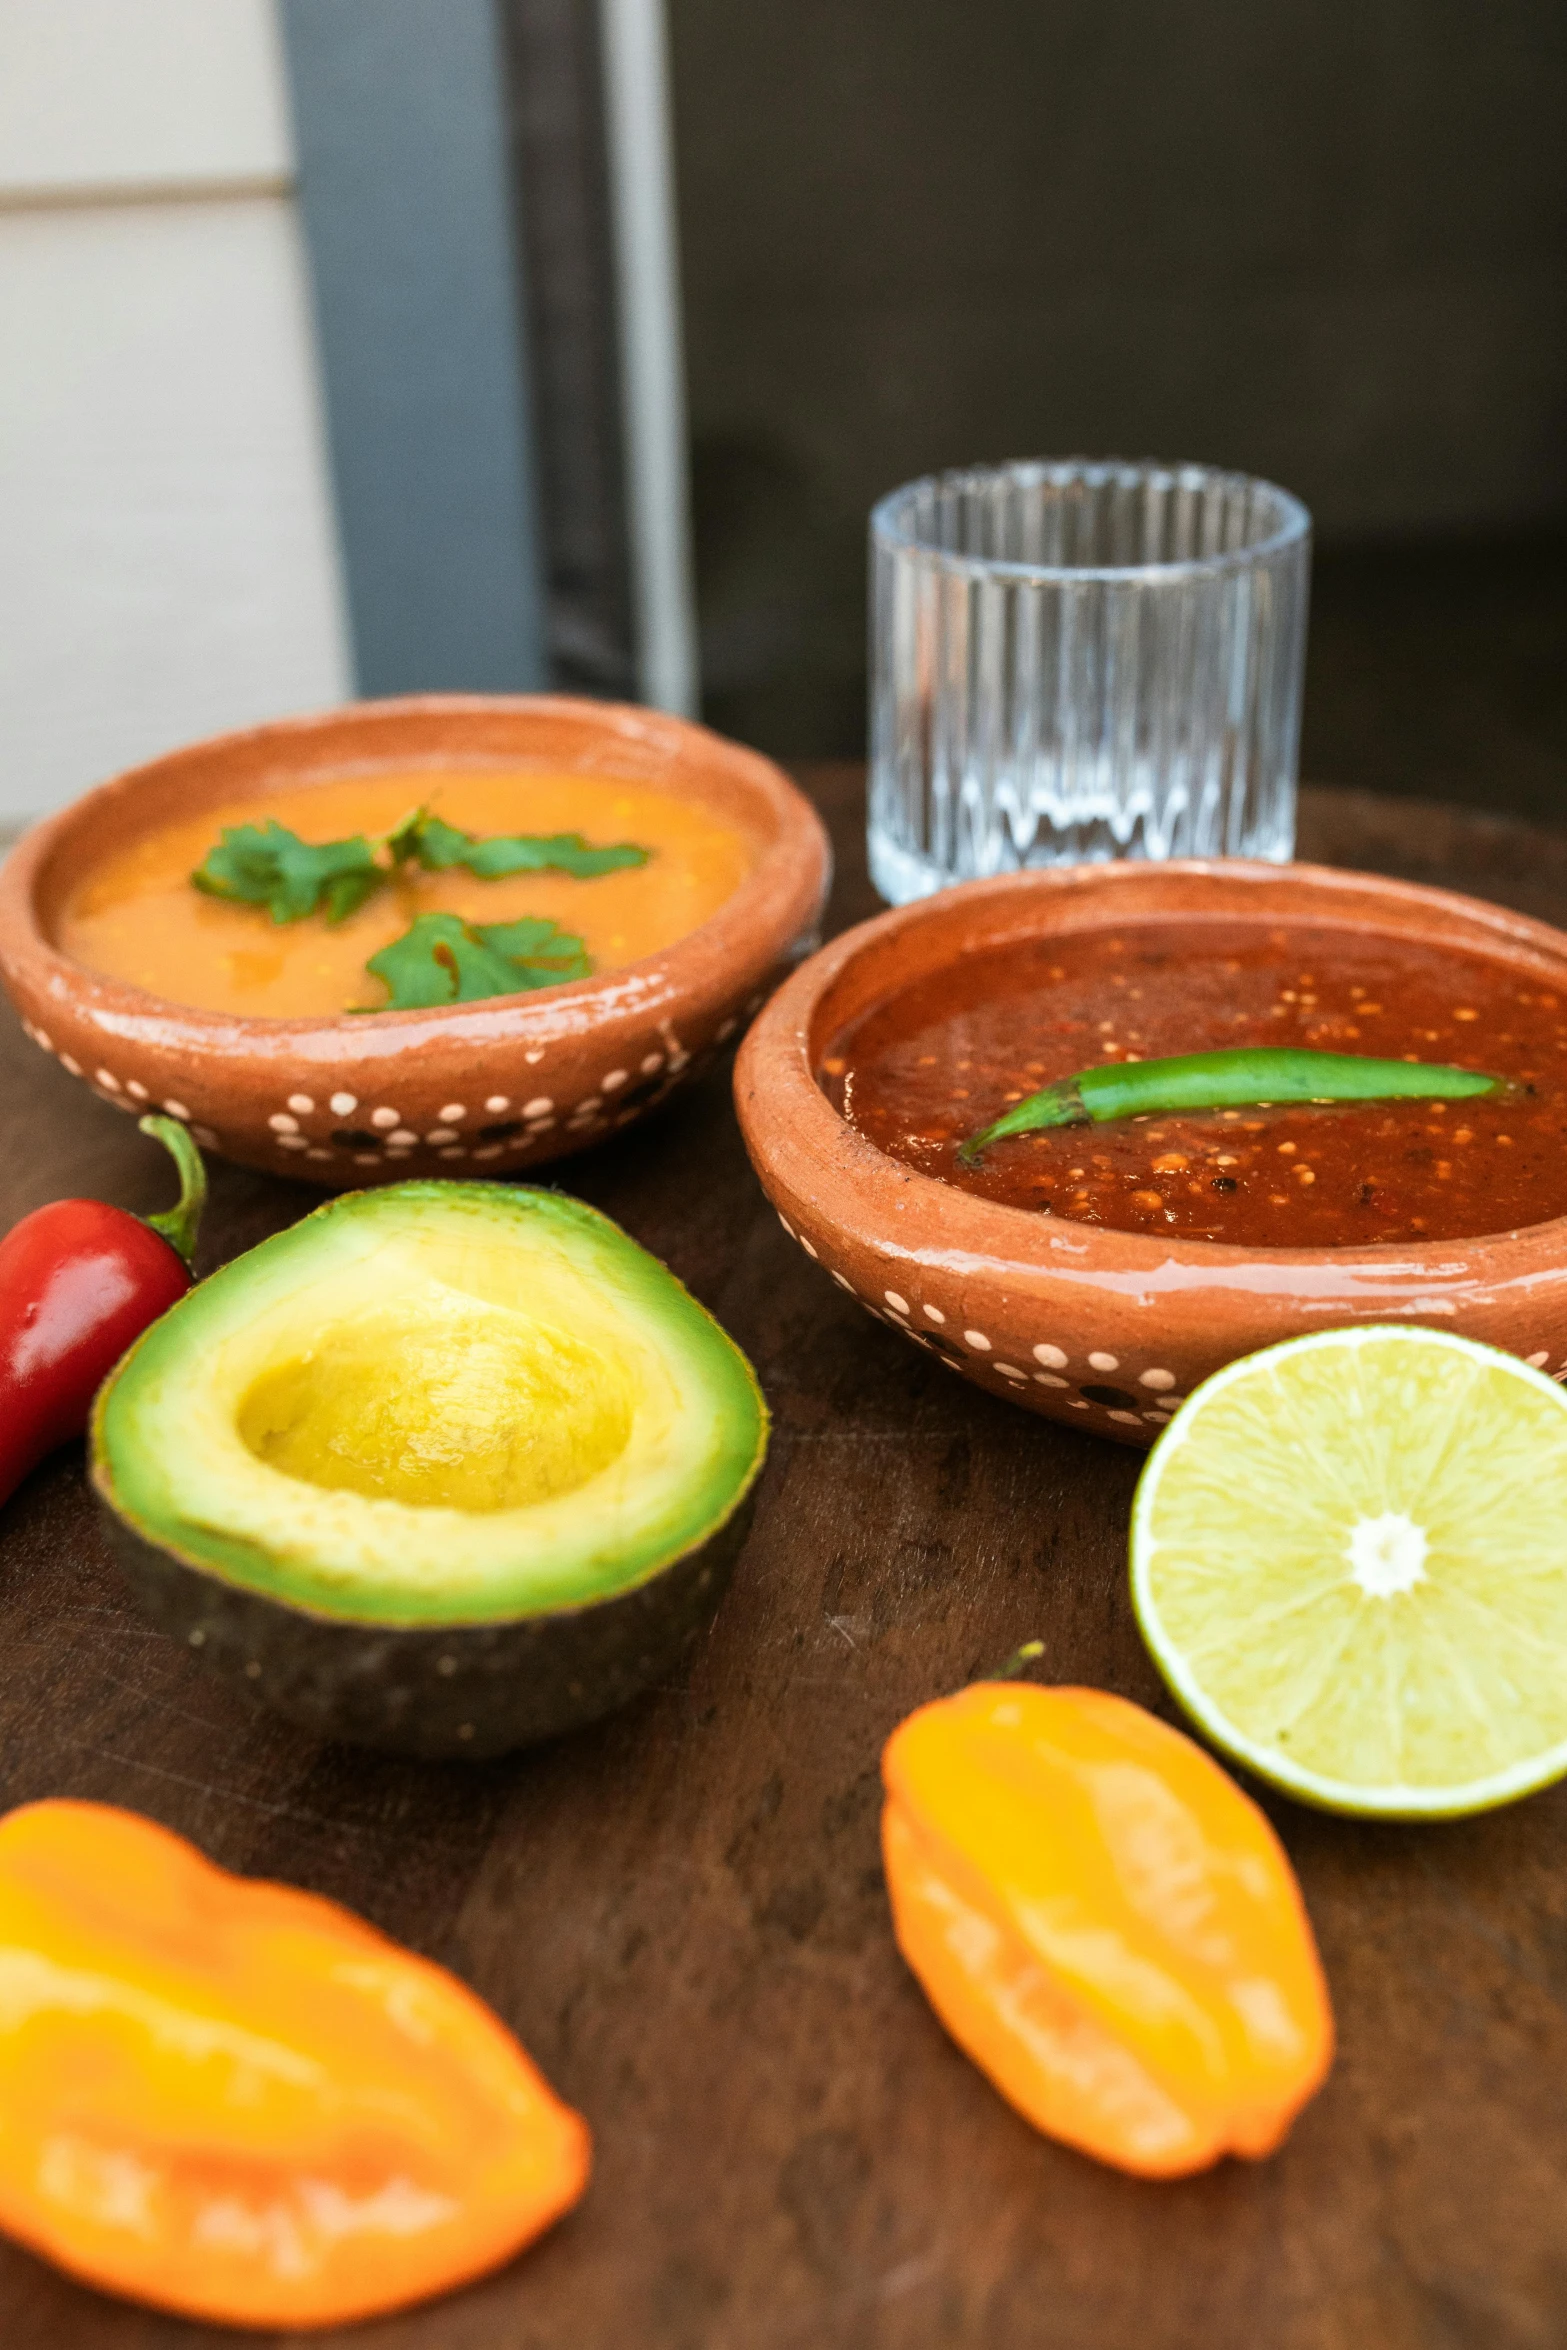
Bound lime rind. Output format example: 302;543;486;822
1130;1325;1567;1819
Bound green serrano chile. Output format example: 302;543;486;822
957;1047;1508;1163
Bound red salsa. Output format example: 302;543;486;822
818;920;1567;1247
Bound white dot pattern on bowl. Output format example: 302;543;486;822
269;1112;299;1134
387;1128;417;1147
60;1055;82;1076
1139;1367;1177;1390
277;1134;308;1152
1034;1371;1069;1388
923;1304;946;1325
1527;1350;1550;1368
884;1291;909;1315
162;1100;189;1119
95;1067;120;1090
964;1330;991;1351
438;1103;466;1123
287;1093;314;1115
126;1080;148;1101
641;1052;664;1075
330;1092;357;1116
1087;1350;1119;1373
523;1096;553;1118
371;1107;400;1129
1032;1343;1068;1369
485;1095;510;1114
426;1128;457;1145
832;1272;853;1291
602;1068;628;1091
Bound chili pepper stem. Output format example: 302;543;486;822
137;1116;207;1268
988;1639;1047;1682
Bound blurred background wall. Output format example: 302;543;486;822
0;0;350;821
670;0;1567;812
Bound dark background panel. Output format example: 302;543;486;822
502;0;638;699
667;0;1567;809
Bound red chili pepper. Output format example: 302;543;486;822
0;1117;206;1511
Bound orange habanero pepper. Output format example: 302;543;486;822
882;1683;1333;2178
0;1800;589;2328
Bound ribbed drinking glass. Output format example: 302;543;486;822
868;459;1311;902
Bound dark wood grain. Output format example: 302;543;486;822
5;775;1567;2350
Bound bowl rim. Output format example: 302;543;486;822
736;856;1567;1279
0;692;830;1041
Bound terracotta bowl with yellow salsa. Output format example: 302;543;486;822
735;860;1567;1446
0;696;830;1185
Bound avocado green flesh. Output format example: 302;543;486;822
93;1184;768;1627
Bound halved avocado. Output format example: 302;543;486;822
91;1183;767;1757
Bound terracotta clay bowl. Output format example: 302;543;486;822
0;696;830;1185
735;859;1567;1449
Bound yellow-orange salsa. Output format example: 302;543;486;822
58;769;755;1018
819;920;1567;1248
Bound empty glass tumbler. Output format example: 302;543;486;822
868;459;1311;902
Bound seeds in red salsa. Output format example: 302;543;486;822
817;921;1567;1247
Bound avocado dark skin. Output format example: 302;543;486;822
100;1494;754;1759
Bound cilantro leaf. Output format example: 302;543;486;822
191;820;382;925
360;912;592;1011
387;809;468;868
393;808;649;880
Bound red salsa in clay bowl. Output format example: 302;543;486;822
734;861;1567;1445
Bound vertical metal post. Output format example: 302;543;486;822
598;0;699;717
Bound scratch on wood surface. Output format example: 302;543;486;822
776;2249;944;2342
70;1667;245;1738
44;1744;340;1830
780;1429;924;1442
826;1614;872;1649
48;1615;173;1641
875;2251;944;2302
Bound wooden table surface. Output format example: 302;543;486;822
6;770;1567;2350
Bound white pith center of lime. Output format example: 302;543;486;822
1345;1511;1429;1600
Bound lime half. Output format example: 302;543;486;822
1130;1325;1567;1818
